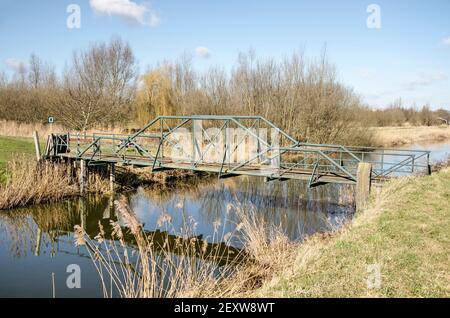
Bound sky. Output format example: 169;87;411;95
0;0;449;109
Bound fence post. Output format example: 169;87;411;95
33;131;41;162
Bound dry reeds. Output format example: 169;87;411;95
0;119;127;139
0;120;65;138
74;195;313;298
74;195;242;297
0;157;78;209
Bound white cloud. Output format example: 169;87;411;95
89;0;160;27
4;58;27;72
195;47;212;59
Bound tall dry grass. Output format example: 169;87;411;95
0;157;111;210
0;158;78;210
0;120;65;138
0;119;129;139
74;196;322;298
374;125;450;147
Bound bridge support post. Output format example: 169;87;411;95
80;160;87;195
356;162;372;211
110;163;115;193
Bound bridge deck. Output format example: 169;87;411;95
56;152;387;185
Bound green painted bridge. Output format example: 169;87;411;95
43;115;431;187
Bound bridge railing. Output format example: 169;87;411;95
277;145;430;178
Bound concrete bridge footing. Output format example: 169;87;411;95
355;162;372;211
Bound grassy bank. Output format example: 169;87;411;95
249;169;450;297
374;125;450;147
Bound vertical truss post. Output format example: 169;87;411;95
76;133;80;156
160;118;164;161
191;119;195;167
80;159;86;195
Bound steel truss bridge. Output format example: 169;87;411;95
44;115;431;187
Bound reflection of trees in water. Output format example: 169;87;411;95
131;175;354;242
0;194;245;266
0;202;80;258
0;174;354;261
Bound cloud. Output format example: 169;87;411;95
4;58;27;72
440;36;450;45
89;0;160;27
195;46;212;59
401;73;447;91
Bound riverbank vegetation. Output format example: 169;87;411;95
250;167;450;297
76;167;450;298
0;159;78;210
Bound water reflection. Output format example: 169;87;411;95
0;175;354;297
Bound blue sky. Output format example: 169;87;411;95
0;0;449;109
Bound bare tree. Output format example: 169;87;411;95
53;37;138;131
28;53;57;89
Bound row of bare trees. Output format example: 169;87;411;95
0;38;137;131
1;37;447;144
358;99;450;127
134;50;374;144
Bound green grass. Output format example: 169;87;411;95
0;136;41;183
0;136;37;166
252;169;450;297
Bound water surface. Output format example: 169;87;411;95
0;176;353;297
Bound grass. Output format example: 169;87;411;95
0;136;37;170
0;136;48;184
374;125;450;147
250;169;450;297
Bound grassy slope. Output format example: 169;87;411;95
253;169;450;297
